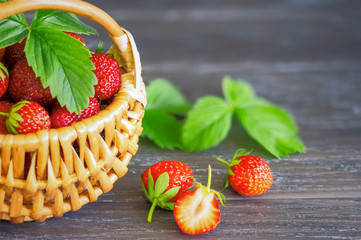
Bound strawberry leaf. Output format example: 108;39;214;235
32;10;98;35
182;96;233;151
142;109;183;149
160;202;176;210
158;186;180;203
147;169;155;200
25;27;96;114
96;42;104;53
235;105;305;158
222;76;256;105
0;9;28;48
145;78;191;116
154;172;169;197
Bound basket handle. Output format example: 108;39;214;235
0;0;124;38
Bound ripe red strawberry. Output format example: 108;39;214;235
173;165;225;235
50;97;100;128
217;149;273;196
90;53;121;100
3;100;51;134
0;62;9;98
4;38;26;68
9;58;55;106
0;101;13;134
141;160;194;222
64;32;86;47
0;48;5;62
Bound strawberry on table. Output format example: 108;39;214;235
51;97;100;128
141;160;194;222
217;149;273;196
173;165;225;235
0;100;51;134
0;101;13;134
0;62;9;98
4;38;26;69
9;58;55;106
90;53;121;100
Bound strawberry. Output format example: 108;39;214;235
0;101;13;134
141;160;194;222
50;97;100;128
4;38;26;69
173;165;225;235
217;149;273;196
0;48;5;62
9;58;55;106
90;53;121;100
2;100;51;134
0;62;9;98
64;32;86;47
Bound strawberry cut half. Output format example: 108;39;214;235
173;165;225;235
174;188;220;235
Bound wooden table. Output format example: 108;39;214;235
1;0;361;239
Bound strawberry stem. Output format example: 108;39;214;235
206;165;212;192
147;198;159;223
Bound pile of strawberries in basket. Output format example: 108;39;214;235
0;32;121;135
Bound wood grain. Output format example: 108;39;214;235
1;0;360;239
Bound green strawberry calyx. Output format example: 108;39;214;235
0;100;28;134
141;169;181;223
187;165;226;208
216;148;252;189
0;62;9;83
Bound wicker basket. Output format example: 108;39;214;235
0;0;147;223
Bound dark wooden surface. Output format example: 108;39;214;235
1;0;361;239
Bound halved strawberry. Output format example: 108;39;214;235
173;165;225;235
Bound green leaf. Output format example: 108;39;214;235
24;27;97;114
96;42;104;53
235;105;305;158
182;96;233;151
158;186;180;203
142;109;183;149
154;172;169;197
0;10;28;48
222;76;256;105
32;10;98;35
147;169;155;200
145;78;191;115
160;202;176;210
